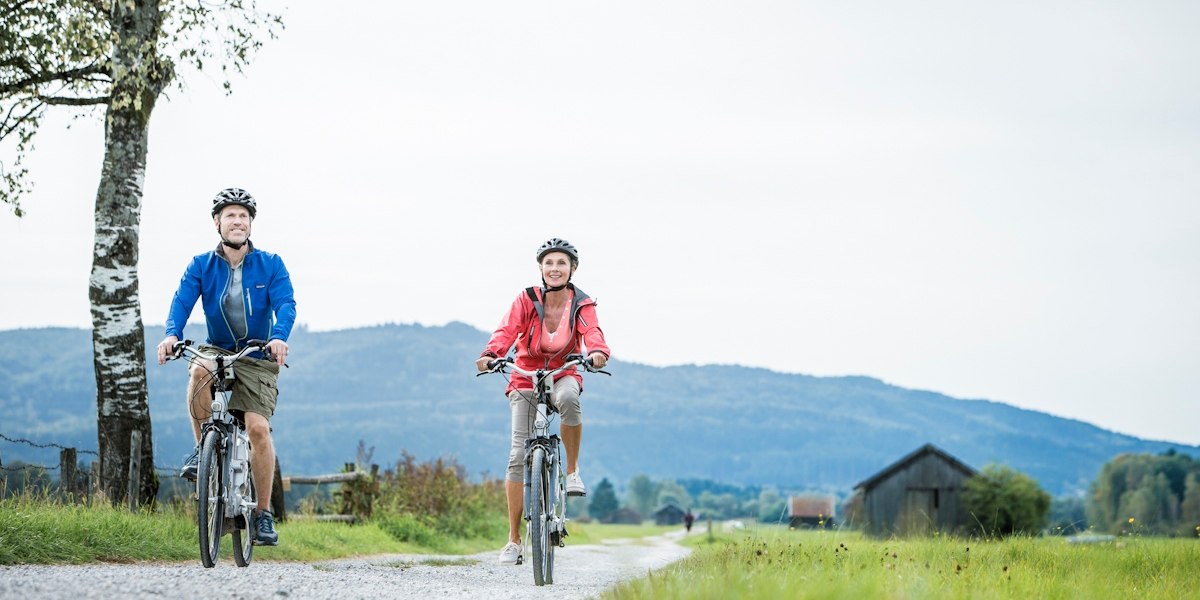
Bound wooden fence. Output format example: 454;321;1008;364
21;444;379;524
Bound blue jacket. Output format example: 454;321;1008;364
165;242;297;355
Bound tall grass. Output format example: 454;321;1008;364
605;526;1200;600
371;452;507;552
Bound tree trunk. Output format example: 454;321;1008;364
91;0;171;508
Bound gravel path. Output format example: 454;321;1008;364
0;531;691;600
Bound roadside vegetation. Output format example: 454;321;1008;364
605;525;1200;600
0;453;675;565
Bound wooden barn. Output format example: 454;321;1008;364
853;443;977;537
603;507;644;525
655;504;685;526
787;495;836;528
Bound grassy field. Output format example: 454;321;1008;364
603;524;1200;600
0;495;678;565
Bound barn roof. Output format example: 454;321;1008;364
853;443;976;491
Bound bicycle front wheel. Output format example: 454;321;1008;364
231;455;255;567
529;446;552;586
196;430;224;568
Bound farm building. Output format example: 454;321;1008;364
655;504;686;525
787;495;836;528
603;507;643;525
853;443;977;537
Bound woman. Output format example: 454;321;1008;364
475;237;611;566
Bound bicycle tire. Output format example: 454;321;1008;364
196;430;224;568
529;446;550;586
231;449;255;567
546;445;563;584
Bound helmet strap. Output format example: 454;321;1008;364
221;239;247;250
542;281;568;292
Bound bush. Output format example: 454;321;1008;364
963;464;1050;537
373;452;506;547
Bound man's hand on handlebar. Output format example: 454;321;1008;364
157;336;180;365
266;339;288;366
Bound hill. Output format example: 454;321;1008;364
1;324;1194;496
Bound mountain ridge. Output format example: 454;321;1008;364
0;323;1193;497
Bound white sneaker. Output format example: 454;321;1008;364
566;471;587;496
498;541;522;565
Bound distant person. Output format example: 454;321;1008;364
475;238;611;566
684;508;696;533
155;188;295;546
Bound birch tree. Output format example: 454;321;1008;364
1;0;282;505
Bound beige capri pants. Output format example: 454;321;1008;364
506;377;581;483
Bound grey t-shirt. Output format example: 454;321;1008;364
222;262;249;340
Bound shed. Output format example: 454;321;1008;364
654;504;685;526
603;507;643;525
787;495;836;528
853;443;977;537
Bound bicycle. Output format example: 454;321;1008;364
168;339;269;568
480;354;609;586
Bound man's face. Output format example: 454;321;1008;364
214;205;252;245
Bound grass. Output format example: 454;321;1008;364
0;496;680;565
603;524;1200;600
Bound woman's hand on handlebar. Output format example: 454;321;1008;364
475;356;494;373
587;352;607;370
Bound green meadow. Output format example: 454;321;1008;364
604;526;1200;600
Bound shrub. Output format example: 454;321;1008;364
963;464;1050;537
373;451;506;545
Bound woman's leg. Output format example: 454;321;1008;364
553;378;583;473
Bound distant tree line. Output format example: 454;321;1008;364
1088;450;1200;537
582;473;793;523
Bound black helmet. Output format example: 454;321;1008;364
536;238;579;264
211;187;257;218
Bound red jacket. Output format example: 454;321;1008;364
481;284;611;395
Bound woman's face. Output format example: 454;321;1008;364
540;251;575;287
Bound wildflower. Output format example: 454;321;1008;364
1128;517;1135;524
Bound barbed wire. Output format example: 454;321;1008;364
0;432;99;456
1;463;60;472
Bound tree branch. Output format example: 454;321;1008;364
0;63;109;96
37;95;109;106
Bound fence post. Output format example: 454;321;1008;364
60;448;77;503
271;456;286;521
128;430;142;512
89;460;100;505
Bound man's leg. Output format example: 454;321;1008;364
187;360;216;442
245;412;275;512
245;411;279;545
180;361;215;479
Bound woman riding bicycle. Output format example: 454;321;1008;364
475;238;610;566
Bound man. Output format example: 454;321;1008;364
156;187;296;546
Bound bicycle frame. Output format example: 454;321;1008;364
482;354;608;585
170;340;265;567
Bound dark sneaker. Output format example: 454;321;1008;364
254;510;279;546
179;446;199;481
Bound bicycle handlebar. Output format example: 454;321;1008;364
168;339;271;364
479;354;611;377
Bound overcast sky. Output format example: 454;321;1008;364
2;1;1198;446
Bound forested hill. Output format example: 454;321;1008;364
1;324;1194;496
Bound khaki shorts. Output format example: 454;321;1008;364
199;345;281;419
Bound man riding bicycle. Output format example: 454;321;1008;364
155;187;296;546
475;238;610;565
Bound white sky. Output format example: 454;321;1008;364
2;1;1198;445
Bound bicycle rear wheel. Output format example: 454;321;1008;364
231;454;255;567
196;430;224;568
529;446;552;586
